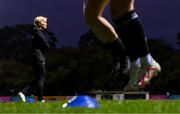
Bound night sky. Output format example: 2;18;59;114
0;0;180;49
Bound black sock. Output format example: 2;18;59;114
111;38;127;57
112;10;149;61
110;38;130;74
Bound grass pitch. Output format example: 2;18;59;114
0;100;180;113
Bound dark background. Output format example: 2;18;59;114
0;0;180;49
0;0;180;95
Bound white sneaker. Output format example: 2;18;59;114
39;100;46;103
18;92;26;102
124;60;142;91
138;60;161;87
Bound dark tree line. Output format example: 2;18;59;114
0;25;179;96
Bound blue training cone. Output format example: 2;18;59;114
62;95;99;108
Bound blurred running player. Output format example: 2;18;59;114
83;0;130;79
83;0;161;91
109;0;161;91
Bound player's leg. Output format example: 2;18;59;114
110;0;141;91
84;0;130;75
84;0;117;43
34;62;45;102
18;72;37;102
18;80;36;102
110;0;161;90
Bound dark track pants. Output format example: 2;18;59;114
21;61;45;101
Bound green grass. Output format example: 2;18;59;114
0;100;180;113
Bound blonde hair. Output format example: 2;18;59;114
34;16;47;27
